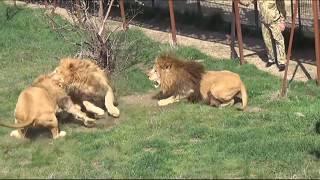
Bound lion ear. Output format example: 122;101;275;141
68;62;74;70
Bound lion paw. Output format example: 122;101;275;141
59;131;66;137
220;99;235;108
108;107;120;118
158;100;169;106
10;130;24;139
95;110;105;116
84;118;96;127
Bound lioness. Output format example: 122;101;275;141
50;58;120;120
0;74;96;139
147;54;248;109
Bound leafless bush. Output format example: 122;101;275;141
44;0;143;74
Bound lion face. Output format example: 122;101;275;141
147;65;161;88
147;55;205;100
49;68;66;87
147;57;176;90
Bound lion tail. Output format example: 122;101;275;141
0;118;33;129
240;82;248;110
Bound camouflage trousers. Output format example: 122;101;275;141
261;22;286;64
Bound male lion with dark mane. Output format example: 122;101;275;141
147;54;248;109
50;58;120;122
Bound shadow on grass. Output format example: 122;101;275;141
315;121;320;135
21;111;117;140
24;128;53;140
309;150;320;160
6;6;24;21
1;113;83;140
308;121;320;160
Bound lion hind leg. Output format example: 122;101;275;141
41;115;66;139
209;85;237;107
51;127;66;139
10;119;26;139
105;85;120;117
83;101;105;116
51;127;60;139
39;115;61;139
51;128;66;139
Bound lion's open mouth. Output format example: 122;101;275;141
153;81;160;88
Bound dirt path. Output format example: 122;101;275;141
6;0;317;82
121;21;317;82
119;92;158;107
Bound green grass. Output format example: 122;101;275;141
1;3;320;178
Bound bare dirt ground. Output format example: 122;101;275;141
119;92;158;107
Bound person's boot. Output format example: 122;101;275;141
266;57;275;68
278;63;285;71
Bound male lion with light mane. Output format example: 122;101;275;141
0;74;95;139
50;58;120;121
147;54;248;109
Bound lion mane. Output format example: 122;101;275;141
56;58;109;97
156;54;205;101
52;57;120;118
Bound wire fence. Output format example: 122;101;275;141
137;0;317;36
21;0;318;37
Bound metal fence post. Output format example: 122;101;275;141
168;0;177;45
119;0;128;30
312;0;320;85
297;0;302;32
290;0;294;21
280;0;299;97
230;2;238;59
254;0;259;33
233;0;245;65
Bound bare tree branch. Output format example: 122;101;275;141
44;0;143;74
98;0;115;36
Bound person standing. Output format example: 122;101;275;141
239;0;287;71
